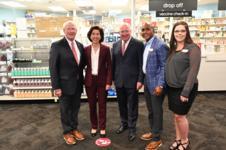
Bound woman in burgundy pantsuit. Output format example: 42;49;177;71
84;26;112;137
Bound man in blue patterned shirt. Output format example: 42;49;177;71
140;23;169;150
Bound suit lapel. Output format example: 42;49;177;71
75;40;83;66
87;45;92;67
123;38;134;56
98;44;104;72
62;38;78;65
151;36;157;49
62;37;72;52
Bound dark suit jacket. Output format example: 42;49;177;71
84;44;112;87
112;37;144;88
49;37;85;95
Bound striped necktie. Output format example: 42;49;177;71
71;41;79;64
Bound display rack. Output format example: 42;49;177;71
8;38;55;100
0;38;13;96
0;38;118;101
189;17;226;91
188;17;226;55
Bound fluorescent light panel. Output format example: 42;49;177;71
83;10;96;15
75;0;94;7
48;6;67;12
109;9;122;15
0;1;26;8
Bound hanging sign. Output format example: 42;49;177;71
218;0;226;10
156;11;192;17
149;0;197;11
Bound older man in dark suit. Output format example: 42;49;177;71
112;23;144;141
49;21;85;145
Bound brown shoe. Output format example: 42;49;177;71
145;140;162;150
63;133;76;145
140;132;153;141
71;130;85;141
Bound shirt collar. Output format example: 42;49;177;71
122;36;132;45
65;36;75;45
145;36;155;46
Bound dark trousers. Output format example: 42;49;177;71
116;87;138;133
59;92;81;134
86;75;107;130
144;82;165;141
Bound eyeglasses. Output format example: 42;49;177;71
141;28;151;32
174;30;186;33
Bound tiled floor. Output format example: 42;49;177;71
0;92;226;150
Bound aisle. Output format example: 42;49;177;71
0;93;226;150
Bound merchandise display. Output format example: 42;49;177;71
189;17;226;55
0;37;118;100
9;38;54;99
12;67;50;76
14;90;52;98
0;39;13;95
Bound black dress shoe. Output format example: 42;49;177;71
128;133;136;141
116;125;128;134
91;132;97;137
100;130;106;138
90;129;97;137
100;133;106;138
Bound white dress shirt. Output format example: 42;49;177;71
142;36;154;74
65;37;80;63
121;37;132;53
91;46;100;75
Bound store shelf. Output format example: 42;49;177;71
11;76;50;79
200;37;226;39
0;95;117;101
199;30;226;32
13;86;52;90
189;24;226;26
0;71;8;73
0;95;58;101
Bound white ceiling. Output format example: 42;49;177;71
0;0;219;15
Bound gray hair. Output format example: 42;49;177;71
62;20;76;30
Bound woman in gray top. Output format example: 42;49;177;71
166;21;201;150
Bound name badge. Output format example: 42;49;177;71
148;48;153;52
181;49;189;53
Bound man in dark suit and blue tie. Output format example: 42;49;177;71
49;21;85;145
112;23;144;141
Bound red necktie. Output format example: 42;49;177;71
121;41;126;55
71;41;79;64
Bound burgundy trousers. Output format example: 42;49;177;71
85;75;107;130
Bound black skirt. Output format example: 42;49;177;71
167;83;198;115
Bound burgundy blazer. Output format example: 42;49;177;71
84;44;112;87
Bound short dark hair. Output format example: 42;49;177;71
87;26;104;43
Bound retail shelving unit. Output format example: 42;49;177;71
0;38;13;97
0;38;117;101
0;38;57;101
189;17;226;91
